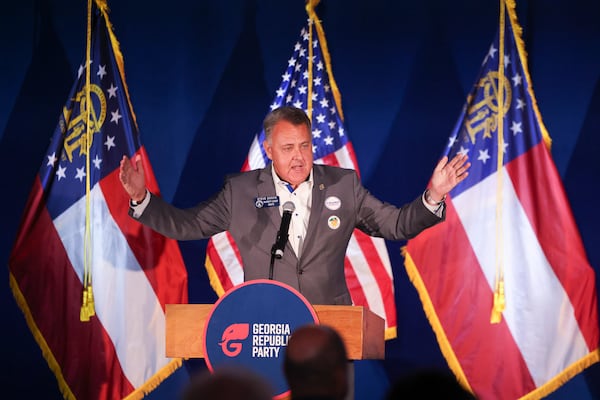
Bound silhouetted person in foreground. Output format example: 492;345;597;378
181;366;272;400
386;368;476;400
284;324;349;400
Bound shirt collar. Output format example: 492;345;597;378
270;164;313;192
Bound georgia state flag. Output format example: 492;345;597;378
404;3;599;399
9;2;188;399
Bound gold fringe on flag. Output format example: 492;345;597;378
519;349;600;400
205;256;226;297
504;0;551;150
123;359;184;400
95;0;139;129
401;247;475;395
305;0;345;122
10;274;77;399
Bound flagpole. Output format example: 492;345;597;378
305;0;345;122
305;1;315;120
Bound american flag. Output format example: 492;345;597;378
206;10;397;337
9;2;188;398
404;2;599;399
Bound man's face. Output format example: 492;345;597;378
263;120;313;189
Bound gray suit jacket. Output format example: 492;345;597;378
134;164;443;305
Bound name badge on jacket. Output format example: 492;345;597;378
254;196;280;208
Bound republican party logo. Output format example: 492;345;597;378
204;280;318;398
219;323;250;357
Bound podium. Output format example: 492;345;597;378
166;304;385;360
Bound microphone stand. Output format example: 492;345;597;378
269;231;288;280
269;201;294;280
269;245;278;280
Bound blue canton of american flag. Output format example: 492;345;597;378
265;24;348;164
206;17;398;336
243;20;356;171
9;3;187;398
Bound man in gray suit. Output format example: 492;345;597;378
119;106;469;305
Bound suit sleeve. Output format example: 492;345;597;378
131;178;232;241
353;172;444;241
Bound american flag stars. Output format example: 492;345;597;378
268;24;348;161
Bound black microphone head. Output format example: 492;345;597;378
282;201;296;213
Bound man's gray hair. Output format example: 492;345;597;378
263;106;311;143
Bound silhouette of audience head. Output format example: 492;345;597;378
284;323;349;400
181;365;272;400
386;368;476;400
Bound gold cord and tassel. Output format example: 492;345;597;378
490;0;507;324
80;0;96;321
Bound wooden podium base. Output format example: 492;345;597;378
166;304;384;360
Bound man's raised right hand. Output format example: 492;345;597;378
119;154;147;202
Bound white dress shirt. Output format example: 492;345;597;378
271;166;313;258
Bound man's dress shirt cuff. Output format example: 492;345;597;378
421;190;445;218
129;189;151;218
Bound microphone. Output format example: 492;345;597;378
272;201;296;259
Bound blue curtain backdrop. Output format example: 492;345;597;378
1;0;599;398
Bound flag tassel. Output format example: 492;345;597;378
80;289;90;322
490;279;505;324
87;286;96;317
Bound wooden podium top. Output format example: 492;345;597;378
166;304;384;360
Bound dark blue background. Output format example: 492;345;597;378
1;0;599;399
